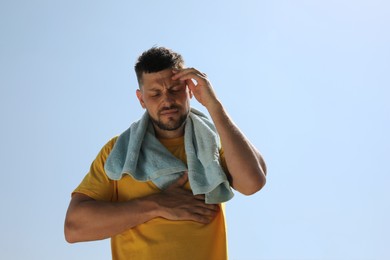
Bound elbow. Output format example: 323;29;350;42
65;233;77;244
64;216;81;243
240;157;267;195
64;222;76;243
237;168;267;196
241;177;266;196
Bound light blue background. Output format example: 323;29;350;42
1;1;389;259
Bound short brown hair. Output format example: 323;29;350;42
134;47;185;86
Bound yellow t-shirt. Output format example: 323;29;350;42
74;136;228;260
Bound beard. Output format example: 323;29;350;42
149;105;189;131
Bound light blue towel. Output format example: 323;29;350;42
104;108;234;204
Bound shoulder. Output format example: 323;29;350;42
99;136;119;158
106;136;119;149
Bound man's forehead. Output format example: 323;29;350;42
141;72;167;87
142;70;172;81
141;70;182;88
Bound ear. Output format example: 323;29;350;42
136;89;146;109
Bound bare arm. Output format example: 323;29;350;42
206;102;267;194
64;173;219;243
64;192;155;243
172;69;267;195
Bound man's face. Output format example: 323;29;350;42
136;69;192;136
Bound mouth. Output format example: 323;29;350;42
159;107;180;116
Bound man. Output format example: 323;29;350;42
64;47;267;259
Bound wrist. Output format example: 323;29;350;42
134;195;161;219
206;99;224;118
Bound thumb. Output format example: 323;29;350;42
186;79;196;92
167;171;188;190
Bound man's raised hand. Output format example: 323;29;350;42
172;68;219;110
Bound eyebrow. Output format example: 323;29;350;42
146;81;184;91
146;87;161;92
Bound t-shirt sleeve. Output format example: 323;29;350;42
219;147;229;175
72;137;118;202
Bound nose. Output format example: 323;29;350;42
161;90;175;103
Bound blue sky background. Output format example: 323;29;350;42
1;0;389;259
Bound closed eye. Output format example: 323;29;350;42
150;92;161;97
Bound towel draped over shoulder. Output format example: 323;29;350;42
104;108;234;204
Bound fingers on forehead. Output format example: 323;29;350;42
174;67;206;77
